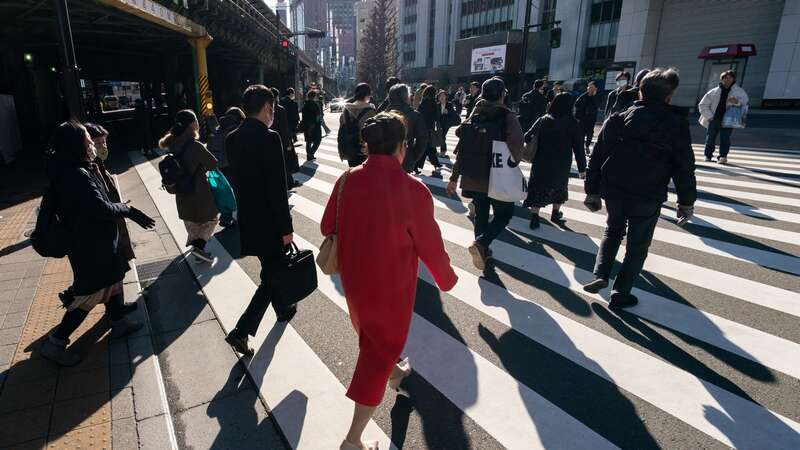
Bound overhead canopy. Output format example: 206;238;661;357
698;44;757;59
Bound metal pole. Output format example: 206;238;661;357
520;0;533;79
52;0;84;120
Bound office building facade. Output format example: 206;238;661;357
396;0;799;108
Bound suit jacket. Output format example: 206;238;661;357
279;96;300;132
270;104;292;153
225;118;293;259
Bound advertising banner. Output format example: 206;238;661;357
471;45;507;73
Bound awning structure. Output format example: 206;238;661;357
698;44;757;59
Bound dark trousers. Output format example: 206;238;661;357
416;146;441;170
704;121;733;158
306;137;321;159
472;192;515;247
582;124;594;151
592;198;661;295
439;126;451;153
234;256;290;337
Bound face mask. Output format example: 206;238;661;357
95;142;109;161
617;80;628;88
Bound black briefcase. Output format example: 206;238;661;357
272;242;318;309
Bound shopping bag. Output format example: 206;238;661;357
722;105;747;129
488;141;527;203
206;169;237;218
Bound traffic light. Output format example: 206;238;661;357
306;30;326;38
550;27;561;49
281;39;290;49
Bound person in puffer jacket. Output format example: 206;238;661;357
583;68;697;309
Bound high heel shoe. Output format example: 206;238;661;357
388;357;411;391
340;440;379;450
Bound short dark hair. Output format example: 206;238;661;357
270;87;281;99
388;83;409;104
470;82;480;89
587;80;597;88
285;87;295;96
422;85;437;99
720;70;736;81
547;93;573;118
639;67;680;103
385;77;400;91
615;71;631;81
306;90;318;100
533;79;544;90
354;83;372;101
84;122;108;139
225;107;245;122
634;69;650;87
242;84;274;116
361;112;406;155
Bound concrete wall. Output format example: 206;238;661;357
549;0;592;80
651;0;785;107
615;0;663;70
764;0;800;100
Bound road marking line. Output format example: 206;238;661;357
131;152;393;450
290;193;800;450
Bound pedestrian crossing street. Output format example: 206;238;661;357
132;123;800;449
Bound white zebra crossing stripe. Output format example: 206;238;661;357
299;151;800;275
295;172;800;318
291;173;800;381
130;152;394;450
300;234;620;450
288;192;800;450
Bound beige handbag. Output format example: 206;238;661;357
316;170;348;275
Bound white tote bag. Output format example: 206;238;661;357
488;140;527;203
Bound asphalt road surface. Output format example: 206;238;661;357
185;113;800;449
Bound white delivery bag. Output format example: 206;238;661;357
488;140;527;203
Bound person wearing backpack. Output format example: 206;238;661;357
386;83;429;173
446;78;525;270
583;68;697;308
338;83;376;167
39;121;155;366
159;109;219;263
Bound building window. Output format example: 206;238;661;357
585;0;622;61
403;51;416;62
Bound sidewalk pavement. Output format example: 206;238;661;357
0;150;288;449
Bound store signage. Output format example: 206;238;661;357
471;45;507;73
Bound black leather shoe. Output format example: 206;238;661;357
609;292;639;309
529;214;540;230
225;331;254;357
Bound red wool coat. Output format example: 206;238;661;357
321;154;457;406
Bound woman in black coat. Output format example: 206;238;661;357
416;85;442;175
41;121;155;366
435;90;458;155
301;90;323;160
524;93;587;229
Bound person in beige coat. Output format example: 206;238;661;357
159;109;219;263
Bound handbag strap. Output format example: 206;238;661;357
334;169;350;234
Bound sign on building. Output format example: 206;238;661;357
471;45;507;74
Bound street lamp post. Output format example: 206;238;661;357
52;0;85;120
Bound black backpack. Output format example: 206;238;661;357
31;187;69;258
159;142;194;194
337;108;371;161
455;113;506;180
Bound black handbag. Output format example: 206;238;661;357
31;187;69;258
271;242;318;309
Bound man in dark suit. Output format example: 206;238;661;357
270;87;299;188
279;88;300;145
224;85;296;356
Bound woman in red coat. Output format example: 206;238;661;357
321;112;458;450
